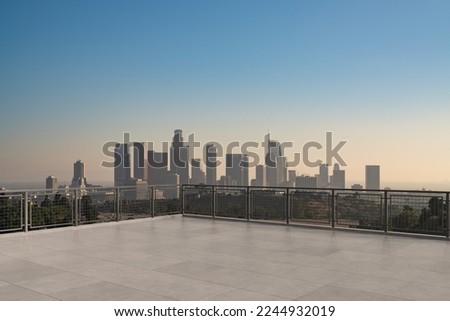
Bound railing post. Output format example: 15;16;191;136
181;185;185;215
151;187;155;217
74;189;79;226
24;191;28;232
446;192;449;238
116;187;120;222
384;190;389;233
212;186;216;218
286;188;290;225
331;189;335;228
246;186;250;221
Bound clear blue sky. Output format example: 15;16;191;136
1;0;450;188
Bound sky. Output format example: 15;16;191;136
1;0;450;189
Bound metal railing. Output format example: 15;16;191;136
0;185;182;233
182;185;450;238
2;183;450;239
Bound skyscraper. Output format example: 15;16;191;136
205;144;217;185
365;165;380;190
266;138;281;186
255;164;266;186
147;150;169;185
165;174;180;199
114;144;131;186
330;163;345;188
132;142;147;180
242;154;249;187
170;130;189;185
226;154;248;186
317;163;329;188
190;159;206;184
288;170;296;186
46;176;57;192
71;160;87;188
276;156;287;185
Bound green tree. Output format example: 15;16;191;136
392;205;418;230
418;197;444;233
0;194;21;230
80;195;98;222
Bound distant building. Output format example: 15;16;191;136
114;144;131;187
164;174;179;199
71;160;87;188
296;175;318;189
266;138;281;187
170;130;189;185
351;184;363;190
288;170;296;186
46;176;58;192
255;164;266;186
330;163;345;189
218;175;233;186
153;174;179;200
242;155;249;187
132;142;147;180
276;156;287;186
365;165;380;190
205;144;217;185
122;179;148;200
147;151;169;185
280;180;294;187
317;163;329;188
190;159;206;185
226;154;248;186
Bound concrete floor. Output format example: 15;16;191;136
1;215;450;301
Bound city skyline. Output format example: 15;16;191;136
0;127;447;190
1;0;450;189
0;127;447;191
15;129;378;191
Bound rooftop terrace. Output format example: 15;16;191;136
1;215;450;301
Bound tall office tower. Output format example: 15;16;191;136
191;159;206;184
296;175;318;188
164;174;180;199
170;130;189;185
46;176;58;192
178;146;190;185
132;142;147;180
71;160;88;188
205;144;217;185
242;154;249;186
255;164;266;186
365;165;380;190
114;144;131;186
288;170;296;186
266;139;281;187
147;150;169;185
276;156;287;185
317;163;329;188
226;154;248;186
330;163;345;189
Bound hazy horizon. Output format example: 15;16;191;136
1;0;449;189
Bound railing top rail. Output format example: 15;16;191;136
0;184;182;194
182;184;450;195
